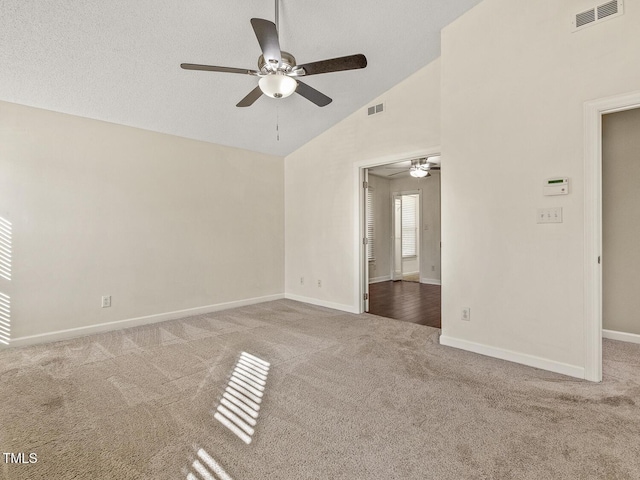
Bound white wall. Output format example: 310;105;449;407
0;101;284;342
285;60;441;311
602;108;640;336
440;0;640;376
368;174;391;283
390;173;441;283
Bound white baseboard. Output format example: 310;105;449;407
420;277;441;285
284;293;359;314
439;335;585;379
7;294;285;348
369;275;391;284
603;329;640;345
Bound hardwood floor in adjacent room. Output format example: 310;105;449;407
368;281;441;328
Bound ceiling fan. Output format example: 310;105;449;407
180;1;367;108
383;157;441;178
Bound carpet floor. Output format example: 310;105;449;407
0;299;639;479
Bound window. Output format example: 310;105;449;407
401;195;418;257
367;186;375;261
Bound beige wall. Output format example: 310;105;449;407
603;108;640;336
368;174;391;282
285;60;441;310
390;173;441;283
0;101;284;341
440;0;640;374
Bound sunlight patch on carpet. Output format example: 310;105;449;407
214;352;270;444
186;447;233;480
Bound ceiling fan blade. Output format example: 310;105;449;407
250;18;282;67
295;81;332;107
181;64;259;75
236;86;263;107
297;54;367;76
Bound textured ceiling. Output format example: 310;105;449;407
0;0;482;156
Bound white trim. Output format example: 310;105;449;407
284;293;359;314
584;90;640;382
439;335;585;379
420;278;441;285
355;166;366;312
603;329;640;345
7;294;284;348
369;275;392;284
354;147;441;314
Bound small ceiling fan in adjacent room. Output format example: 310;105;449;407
382;156;441;178
180;1;367;107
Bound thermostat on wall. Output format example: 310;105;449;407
544;178;569;196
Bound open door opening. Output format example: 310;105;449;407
584;91;640;382
362;154;441;328
602;108;640;345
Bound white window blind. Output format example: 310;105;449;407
367;187;375;261
402;195;418;257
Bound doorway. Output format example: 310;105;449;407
360;154;442;327
602;108;640;343
584;91;640;382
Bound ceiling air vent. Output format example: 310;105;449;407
573;0;623;31
367;103;384;116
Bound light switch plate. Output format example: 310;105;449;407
537;207;563;224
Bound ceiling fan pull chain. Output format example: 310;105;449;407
275;0;279;33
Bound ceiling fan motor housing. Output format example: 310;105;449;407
259;51;296;73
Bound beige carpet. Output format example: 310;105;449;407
1;299;639;479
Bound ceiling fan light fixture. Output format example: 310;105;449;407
410;166;429;178
258;74;297;99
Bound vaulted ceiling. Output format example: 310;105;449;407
0;0;482;156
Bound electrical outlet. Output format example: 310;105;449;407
461;307;470;321
317;280;322;287
300;277;304;285
101;296;111;308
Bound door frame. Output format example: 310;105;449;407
354;147;440;314
584;90;640;382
